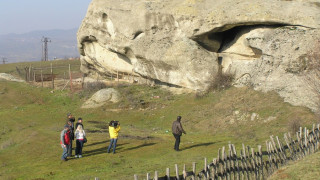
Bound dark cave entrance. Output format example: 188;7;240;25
192;24;287;53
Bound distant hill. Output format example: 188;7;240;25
0;28;79;63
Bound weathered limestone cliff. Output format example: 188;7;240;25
77;0;320;111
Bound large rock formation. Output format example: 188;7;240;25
77;0;320;111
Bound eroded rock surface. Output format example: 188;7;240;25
0;73;25;82
78;0;320;111
81;88;120;108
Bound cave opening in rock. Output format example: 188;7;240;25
216;26;244;53
192;24;287;53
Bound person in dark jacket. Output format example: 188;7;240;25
66;113;75;125
172;116;186;151
66;113;75;156
60;125;71;161
75;117;84;130
66;120;74;157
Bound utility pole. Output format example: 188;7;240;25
2;57;7;64
41;37;51;61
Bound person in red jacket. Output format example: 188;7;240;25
60;125;71;161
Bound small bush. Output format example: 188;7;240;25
83;81;107;91
78;81;108;99
194;90;207;99
209;71;235;91
287;117;301;135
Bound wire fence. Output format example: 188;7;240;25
15;63;153;92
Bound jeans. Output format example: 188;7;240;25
173;134;181;151
107;138;118;153
61;144;69;160
75;140;84;156
67;139;73;156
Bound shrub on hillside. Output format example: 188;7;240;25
209;70;235;91
83;81;107;91
78;81;108;99
303;39;320;112
287;117;301;135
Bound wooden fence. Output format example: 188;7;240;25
134;124;320;180
18;64;153;91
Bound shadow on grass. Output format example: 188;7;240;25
85;140;109;147
124;143;156;151
83;142;129;157
181;142;216;151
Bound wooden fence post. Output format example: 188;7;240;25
117;70;119;83
183;164;187;179
134;174;138;180
69;64;73;92
33;67;35;82
192;162;196;180
175;164;180;180
51;63;54;89
41;70;43;87
64;71;66;84
212;159;217;180
154;171;158;180
166;168;170;180
232;144;240;180
29;65;31;81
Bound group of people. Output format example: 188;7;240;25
60;113;122;161
60;113;186;161
60;113;85;161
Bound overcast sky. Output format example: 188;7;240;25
0;0;92;35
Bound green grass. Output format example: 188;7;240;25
269;152;320;180
0;62;318;179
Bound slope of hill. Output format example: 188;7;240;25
269;152;320;180
0;61;318;179
0;28;79;63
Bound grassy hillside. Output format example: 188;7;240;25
269;152;320;180
0;61;318;179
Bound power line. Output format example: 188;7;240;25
2;57;7;64
41;37;51;61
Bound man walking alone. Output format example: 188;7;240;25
172;116;186;151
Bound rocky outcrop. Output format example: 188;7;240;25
0;73;25;82
81;88;120;108
77;0;320;111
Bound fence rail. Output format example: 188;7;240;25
17;64;152;91
134;124;320;180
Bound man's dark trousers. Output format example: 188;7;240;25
173;134;181;151
67;140;73;156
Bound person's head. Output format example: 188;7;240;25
67;112;72;119
64;125;69;131
76;124;83;132
78;117;83;123
109;120;114;126
177;116;182;122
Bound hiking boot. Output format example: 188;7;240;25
79;155;82;158
75;155;78;158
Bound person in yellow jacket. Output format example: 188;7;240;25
107;120;121;154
